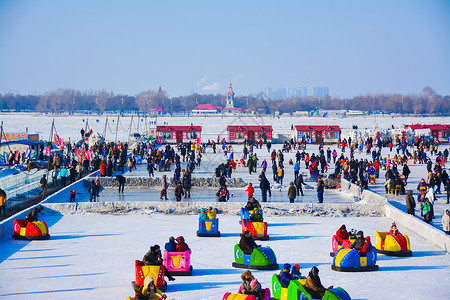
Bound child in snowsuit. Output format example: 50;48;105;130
246;183;255;200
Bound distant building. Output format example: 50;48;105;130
294;125;341;144
192;104;218;114
156;125;202;144
407;124;450;143
263;87;307;99
227;125;273;143
225;83;235;109
313;87;329;98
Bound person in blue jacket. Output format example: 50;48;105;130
279;263;293;288
164;236;177;252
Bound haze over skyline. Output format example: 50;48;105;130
0;0;449;98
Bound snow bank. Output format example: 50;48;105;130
339;178;362;199
90;176;248;188
385;202;450;252
41;201;385;218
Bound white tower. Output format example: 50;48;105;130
226;83;235;108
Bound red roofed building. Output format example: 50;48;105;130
192;104;218;114
294;125;341;144
407;124;450;142
156;126;202;144
227;125;272;143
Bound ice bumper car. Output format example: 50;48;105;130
272;274;351;300
134;260;167;292
374;231;412;257
163;250;193;276
223;286;271;300
242;219;269;241
11;219;50;240
330;235;355;257
232;244;278;270
332;246;378;272
197;218;220;237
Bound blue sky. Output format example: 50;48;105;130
0;0;449;98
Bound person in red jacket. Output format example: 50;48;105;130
99;160;106;176
175;236;191;253
335;224;349;245
245;183;255;200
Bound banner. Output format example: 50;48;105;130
229;131;235;140
0;133;27;141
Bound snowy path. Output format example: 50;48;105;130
0;215;449;300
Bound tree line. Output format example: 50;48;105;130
0;87;448;115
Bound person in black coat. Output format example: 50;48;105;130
143;245;175;281
294;174;305;196
239;231;260;254
115;175;125;193
402;164;411;183
182;172;192;198
26;205;43;222
219;174;227;188
405;190;416;215
259;170;271;202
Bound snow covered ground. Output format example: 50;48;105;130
1;114;450;299
1;112;449;142
0;214;449;300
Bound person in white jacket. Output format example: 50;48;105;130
425;187;435;220
442;210;450;235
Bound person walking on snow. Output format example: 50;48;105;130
246;183;254;200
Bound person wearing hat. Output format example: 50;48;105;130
279;263;293;288
246;183;255;200
26;205;44;222
389;222;401;236
175;236;191;253
291;264;304;280
199;208;208;219
250;209;263;222
142;276;164;300
244;197;261;212
335;224;349;245
350;231;372;254
305;266;326;299
240;270;263;299
127;276;165;300
142;245;175;281
216;186;230;202
164;237;177;252
207;207;217;219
